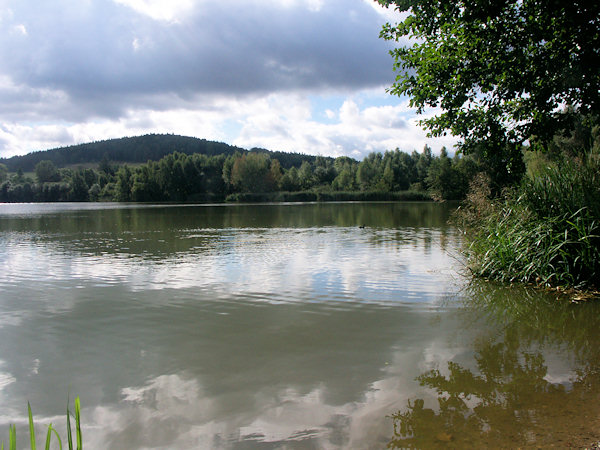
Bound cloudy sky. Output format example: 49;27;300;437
0;0;457;159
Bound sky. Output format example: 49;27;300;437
0;0;458;160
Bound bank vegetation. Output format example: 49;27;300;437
0;139;480;204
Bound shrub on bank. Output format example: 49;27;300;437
316;190;431;202
224;192;317;202
456;157;600;290
225;190;432;203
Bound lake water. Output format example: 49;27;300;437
1;202;600;449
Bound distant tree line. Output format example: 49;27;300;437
0;134;321;173
0;144;483;203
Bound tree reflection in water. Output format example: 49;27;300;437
389;282;600;448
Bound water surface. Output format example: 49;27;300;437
1;202;599;448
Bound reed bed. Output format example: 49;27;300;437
456;157;600;290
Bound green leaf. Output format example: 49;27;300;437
28;402;36;450
45;424;62;450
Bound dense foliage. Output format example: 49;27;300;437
457;152;600;289
0;142;483;203
378;0;600;186
378;0;600;290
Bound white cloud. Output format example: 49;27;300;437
113;0;194;22
0;0;458;158
12;24;27;35
131;37;141;51
0;89;456;158
268;0;324;12
234;94;456;157
363;0;409;23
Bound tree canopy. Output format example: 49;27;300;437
1;144;481;203
377;0;600;160
34;160;60;183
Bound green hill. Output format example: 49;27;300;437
0;134;321;171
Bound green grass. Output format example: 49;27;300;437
1;397;82;450
456;156;600;290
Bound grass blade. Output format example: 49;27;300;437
45;424;63;450
67;404;73;450
28;402;36;450
45;425;52;450
74;397;82;450
3;399;80;450
9;424;16;450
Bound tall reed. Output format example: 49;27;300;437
456;157;600;290
1;397;82;450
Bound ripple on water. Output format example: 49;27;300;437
0;225;463;312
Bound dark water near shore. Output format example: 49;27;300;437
1;202;599;448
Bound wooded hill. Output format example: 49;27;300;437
0;133;483;204
0;134;323;171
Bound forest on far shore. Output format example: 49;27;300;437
0;134;484;203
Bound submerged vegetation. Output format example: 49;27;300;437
1;397;82;450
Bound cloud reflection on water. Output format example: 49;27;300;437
81;335;468;449
1;227;463;308
0;203;480;448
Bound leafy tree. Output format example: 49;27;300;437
380;160;395;191
14;168;24;183
332;157;358;191
40;182;70;202
196;154;227;194
0;163;8;183
101;182;116;200
69;170;89;201
313;156;336;185
332;167;357;191
0;181;10;201
97;171;112;189
279;166;301;191
415;146;433;186
548;111;600;159
269;159;283;189
297;161;315;190
356;153;382;190
88;183;101;201
230;153;274;192
157;153;187;200
82;168;97;187
426;147;454;200
131;164;162;202
181;155;200;195
98;153;114;175
425;147;480;200
452;152;482;198
382;149;416;190
222;153;240;190
115;166;133;201
378;0;600;181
